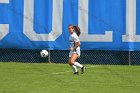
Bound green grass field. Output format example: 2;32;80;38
0;62;140;93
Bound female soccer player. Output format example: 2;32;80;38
68;24;86;74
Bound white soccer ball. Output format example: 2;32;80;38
40;50;48;57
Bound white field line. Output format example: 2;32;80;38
52;65;99;75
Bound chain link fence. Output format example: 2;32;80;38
0;48;140;65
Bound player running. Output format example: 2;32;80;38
68;24;86;74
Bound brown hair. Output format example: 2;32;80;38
73;26;81;36
69;25;81;36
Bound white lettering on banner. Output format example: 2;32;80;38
78;0;113;42
0;0;138;43
23;0;63;41
123;0;138;42
0;0;9;40
0;0;9;3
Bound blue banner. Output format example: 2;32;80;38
0;0;139;50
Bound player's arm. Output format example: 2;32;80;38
70;41;80;51
73;41;80;50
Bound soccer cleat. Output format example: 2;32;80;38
81;66;86;74
73;72;79;75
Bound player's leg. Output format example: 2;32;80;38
68;56;78;74
70;53;86;74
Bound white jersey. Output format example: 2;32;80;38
69;32;80;51
69;32;81;57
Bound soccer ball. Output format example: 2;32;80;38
40;50;48;57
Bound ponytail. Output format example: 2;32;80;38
73;26;81;36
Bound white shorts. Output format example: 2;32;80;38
69;50;81;58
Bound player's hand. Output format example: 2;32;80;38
70;48;74;51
